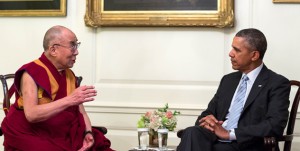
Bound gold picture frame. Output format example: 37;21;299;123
84;0;234;27
0;0;67;16
273;0;300;2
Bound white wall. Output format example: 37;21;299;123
0;0;300;151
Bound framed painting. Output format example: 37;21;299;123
273;0;300;2
0;0;67;16
85;0;234;27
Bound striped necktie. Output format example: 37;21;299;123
226;75;249;130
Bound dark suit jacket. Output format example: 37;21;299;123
195;65;291;151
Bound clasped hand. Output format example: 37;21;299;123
199;115;230;140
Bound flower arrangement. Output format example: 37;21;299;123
137;103;180;132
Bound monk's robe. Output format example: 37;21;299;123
1;53;113;151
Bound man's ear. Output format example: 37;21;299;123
48;45;57;56
251;50;260;61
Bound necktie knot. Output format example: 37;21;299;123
242;75;249;82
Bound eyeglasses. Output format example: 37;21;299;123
53;42;81;52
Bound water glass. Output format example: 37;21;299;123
137;128;149;150
158;129;168;151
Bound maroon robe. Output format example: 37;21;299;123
1;53;113;151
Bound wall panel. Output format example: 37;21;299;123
1;0;300;150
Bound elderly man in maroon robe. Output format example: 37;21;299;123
1;25;114;151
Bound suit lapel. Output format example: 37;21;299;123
221;72;242;120
242;65;269;112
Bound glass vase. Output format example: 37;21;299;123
149;129;159;147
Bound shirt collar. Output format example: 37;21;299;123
243;63;263;85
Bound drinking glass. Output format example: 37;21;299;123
158;129;168;151
137;128;149;150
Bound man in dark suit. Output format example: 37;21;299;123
177;28;290;151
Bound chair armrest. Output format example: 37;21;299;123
265;134;294;143
0;126;108;136
177;129;184;138
264;136;276;151
92;126;107;135
264;135;294;151
277;134;293;142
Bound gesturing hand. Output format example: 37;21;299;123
68;85;97;106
